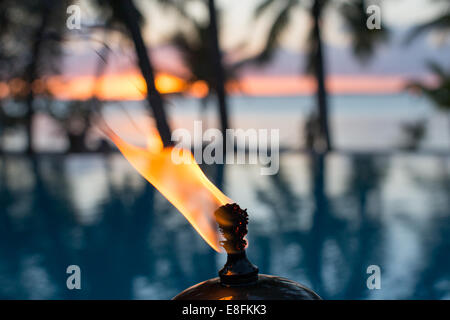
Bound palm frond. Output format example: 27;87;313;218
155;0;192;21
427;60;450;79
256;0;298;63
339;0;388;63
95;0;144;27
407;62;450;111
255;0;277;17
405;11;450;44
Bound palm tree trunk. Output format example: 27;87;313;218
24;1;52;154
312;0;332;152
207;0;230;137
116;0;172;147
448;113;450;150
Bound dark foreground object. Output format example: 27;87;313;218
173;274;321;300
174;203;322;300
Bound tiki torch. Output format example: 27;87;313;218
173;203;321;300
103;124;321;300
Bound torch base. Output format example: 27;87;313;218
172;274;321;300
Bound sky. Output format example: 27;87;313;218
43;0;450;99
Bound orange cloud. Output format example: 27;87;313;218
238;75;406;96
45;72;187;100
0;72;408;101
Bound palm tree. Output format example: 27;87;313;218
14;0;70;154
0;0;73;154
310;0;330;152
408;63;450;113
171;16;240;126
156;0;231;186
405;0;450;44
407;62;450;147
96;0;173;146
158;0;230;137
405;0;450;148
24;1;52;154
254;0;387;152
207;0;230;137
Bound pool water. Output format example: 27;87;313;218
0;152;449;299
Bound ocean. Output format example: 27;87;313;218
6;93;447;153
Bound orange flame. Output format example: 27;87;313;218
103;125;230;252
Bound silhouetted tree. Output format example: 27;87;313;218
96;0;173;146
207;0;230;137
0;0;71;153
405;1;450;149
405;0;450;44
407;62;450;148
254;0;388;152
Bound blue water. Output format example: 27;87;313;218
130;93;450;151
0;152;449;299
5;93;447;153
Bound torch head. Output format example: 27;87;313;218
173;203;322;299
214;203;259;286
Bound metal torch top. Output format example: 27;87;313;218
214;203;259;286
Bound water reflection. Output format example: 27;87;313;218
0;153;449;299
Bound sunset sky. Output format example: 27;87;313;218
4;0;448;100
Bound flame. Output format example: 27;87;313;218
103;125;230;252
